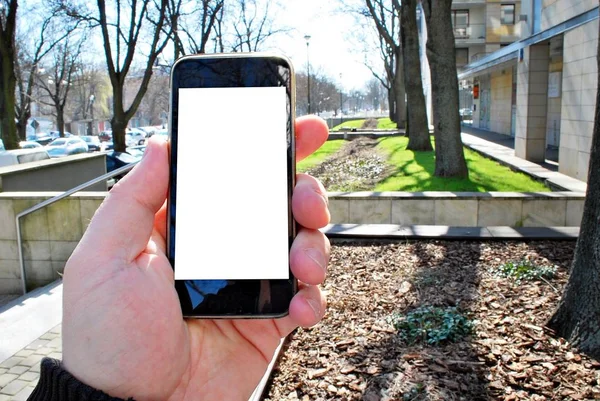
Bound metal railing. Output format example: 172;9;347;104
15;161;139;295
453;24;486;40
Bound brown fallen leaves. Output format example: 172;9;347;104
264;240;600;401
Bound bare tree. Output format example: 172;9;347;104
362;0;405;126
14;6;81;141
400;0;431;151
547;21;600;359
421;0;467;177
0;0;18;149
230;0;289;52
68;62;111;134
168;0;223;58
36;34;86;137
137;69;169;126
63;0;171;151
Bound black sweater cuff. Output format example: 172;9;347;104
28;358;134;401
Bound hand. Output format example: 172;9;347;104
61;116;331;400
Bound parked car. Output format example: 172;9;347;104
0;139;4;151
45;137;88;158
34;133;54;146
19;141;43;149
0;148;50;167
105;147;144;188
99;130;113;142
48;130;71;138
80;135;101;152
127;128;147;145
102;133;138;151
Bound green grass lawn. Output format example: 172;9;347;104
375;136;550;192
331;117;398;131
297;139;345;172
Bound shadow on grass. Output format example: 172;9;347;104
376;136;550;192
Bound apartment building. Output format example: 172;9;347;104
457;0;599;182
453;0;522;69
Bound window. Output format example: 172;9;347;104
501;4;515;25
452;10;469;27
455;48;469;66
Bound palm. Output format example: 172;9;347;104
62;117;329;401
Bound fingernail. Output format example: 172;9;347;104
304;248;325;272
307;297;321;316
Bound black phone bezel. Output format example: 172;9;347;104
167;54;297;318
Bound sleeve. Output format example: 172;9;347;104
27;358;134;401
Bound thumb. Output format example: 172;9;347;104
76;137;169;266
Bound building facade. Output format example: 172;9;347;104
457;0;598;182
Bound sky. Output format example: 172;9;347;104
262;0;377;92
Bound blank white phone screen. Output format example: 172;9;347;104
174;87;290;280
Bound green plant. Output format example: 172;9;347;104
390;306;472;346
493;259;557;282
403;383;427;401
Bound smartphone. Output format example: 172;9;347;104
168;53;297;318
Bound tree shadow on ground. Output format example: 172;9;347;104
352;240;489;400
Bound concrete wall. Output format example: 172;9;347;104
0;153;107;192
489;69;513;134
546;38;564;149
541;0;598;31
486;2;522;43
0;192;104;295
559;19;598;181
0;190;586;295
329;191;584;227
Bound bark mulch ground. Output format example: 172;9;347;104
264;240;600;401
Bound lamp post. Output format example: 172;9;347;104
339;73;343;125
304;34;311;115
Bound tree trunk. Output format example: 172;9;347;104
16;118;27;141
388;87;397;123
0;0;19;150
401;0;432;151
57;105;65;137
394;47;406;128
547;25;600;359
422;0;468;177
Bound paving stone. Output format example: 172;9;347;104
12;385;34;401
0;373;18;387
18;354;43;368
7;366;28;375
48;352;62;360
24;339;50;351
39;332;59;341
18;372;39;382
0;394;11;401
46;338;61;349
33;347;54;356
13;350;34;358
28;364;40;373
0;369;6;376
0;358;24;369
49;325;61;335
0;379;28;396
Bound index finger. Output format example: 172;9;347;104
295;115;329;162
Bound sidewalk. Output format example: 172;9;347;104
0;127;588;400
460;125;586;193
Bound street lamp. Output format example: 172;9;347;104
304;34;311;115
339;73;343;124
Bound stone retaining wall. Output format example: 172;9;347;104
0;191;586;295
328;191;585;227
0;192;104;295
